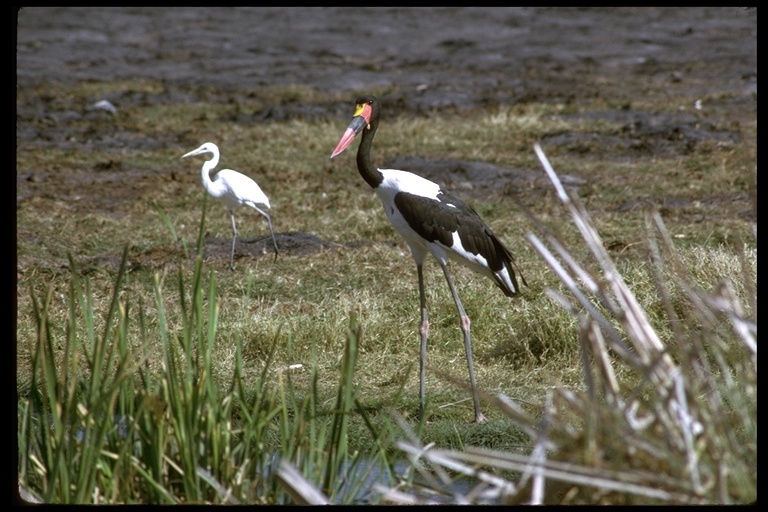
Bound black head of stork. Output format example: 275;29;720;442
331;95;526;423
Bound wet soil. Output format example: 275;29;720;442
16;7;757;260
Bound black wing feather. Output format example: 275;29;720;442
394;191;504;272
394;190;526;295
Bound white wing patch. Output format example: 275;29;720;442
378;169;441;202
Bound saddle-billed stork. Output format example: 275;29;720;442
330;96;526;423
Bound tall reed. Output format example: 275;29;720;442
18;246;395;504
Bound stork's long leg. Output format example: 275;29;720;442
251;205;279;261
417;262;429;421
440;261;487;424
228;210;238;270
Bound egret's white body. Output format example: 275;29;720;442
182;142;278;268
331;96;526;423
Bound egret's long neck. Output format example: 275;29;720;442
201;154;219;190
357;120;384;189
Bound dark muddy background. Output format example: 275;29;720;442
16;7;757;108
16;7;757;258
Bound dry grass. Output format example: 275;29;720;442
373;146;756;504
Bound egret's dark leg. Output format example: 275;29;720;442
416;263;429;421
440;262;487;424
252;206;279;262
228;210;238;270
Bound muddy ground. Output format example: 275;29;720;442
16;7;757;259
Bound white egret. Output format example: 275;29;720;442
182;142;278;269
